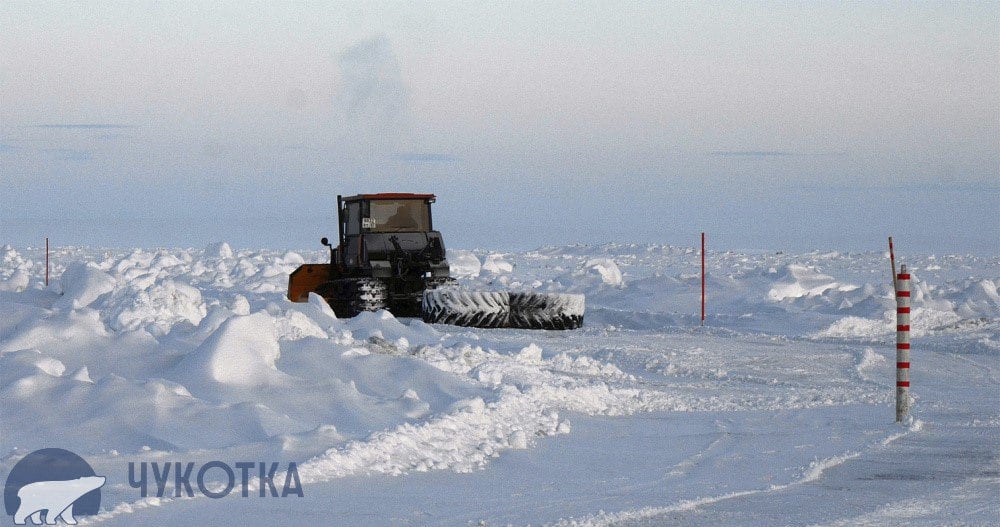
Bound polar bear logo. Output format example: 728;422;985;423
13;476;105;525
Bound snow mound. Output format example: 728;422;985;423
0;245;33;291
104;280;207;335
273;309;329;341
232;294;251;316
55;262;116;309
814;316;891;340
171;312;284;387
448;250;481;278
307;292;337;320
482;253;513;274
517;343;544;363
2;245;20;264
204;241;234;258
949;279;1000;318
585;258;624;287
855;347;887;376
768;264;857;301
0;269;30;292
281;251;305;265
0;350;68;383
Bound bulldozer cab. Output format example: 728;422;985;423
335;193;442;269
343;195;434;234
286;191;583;329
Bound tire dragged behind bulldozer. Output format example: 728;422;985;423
422;288;585;330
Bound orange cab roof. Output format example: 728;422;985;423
344;193;436;201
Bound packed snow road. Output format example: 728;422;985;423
0;243;996;525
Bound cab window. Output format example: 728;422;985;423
368;200;430;232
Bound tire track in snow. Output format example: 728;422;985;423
663;420;731;480
549;419;922;527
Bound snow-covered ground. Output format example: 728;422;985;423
1;242;997;526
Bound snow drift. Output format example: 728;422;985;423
0;242;995;526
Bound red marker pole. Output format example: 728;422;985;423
45;237;49;287
701;232;705;326
889;237;898;292
896;264;911;422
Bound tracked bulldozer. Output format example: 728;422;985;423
287;193;584;329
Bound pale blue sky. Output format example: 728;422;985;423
1;2;997;252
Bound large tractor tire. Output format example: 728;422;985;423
509;291;585;330
346;278;388;316
315;278;388;318
422;288;509;328
422;288;585;330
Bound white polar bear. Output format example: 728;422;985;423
14;476;105;525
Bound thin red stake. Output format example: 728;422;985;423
45;237;49;287
701;232;705;325
889;236;898;293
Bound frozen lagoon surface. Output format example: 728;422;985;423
1;243;997;526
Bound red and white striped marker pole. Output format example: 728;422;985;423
895;264;911;422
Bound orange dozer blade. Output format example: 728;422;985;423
287;264;331;302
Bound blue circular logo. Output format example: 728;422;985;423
4;448;104;525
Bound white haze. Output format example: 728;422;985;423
0;3;997;253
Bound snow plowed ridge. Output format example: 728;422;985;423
294;381;886;486
0;243;996;525
297;390;568;481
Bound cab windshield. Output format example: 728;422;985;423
368;200;431;232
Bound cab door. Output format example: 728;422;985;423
342;201;365;268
